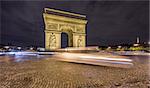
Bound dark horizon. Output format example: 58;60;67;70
1;1;149;47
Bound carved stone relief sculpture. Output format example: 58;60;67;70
77;36;83;47
49;33;56;48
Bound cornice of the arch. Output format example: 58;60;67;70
43;13;87;25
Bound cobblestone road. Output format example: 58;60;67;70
0;55;149;88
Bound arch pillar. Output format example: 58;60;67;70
45;30;61;50
73;33;86;47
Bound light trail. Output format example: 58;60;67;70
3;51;55;56
55;52;133;68
60;53;132;62
1;51;134;68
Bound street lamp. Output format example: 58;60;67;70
4;46;9;50
17;47;21;50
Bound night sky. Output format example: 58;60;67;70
1;1;149;47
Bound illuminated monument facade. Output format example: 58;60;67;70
43;8;87;50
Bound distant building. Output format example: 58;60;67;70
133;37;140;46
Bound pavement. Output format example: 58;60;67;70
0;55;149;88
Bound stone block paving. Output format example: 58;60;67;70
0;56;149;88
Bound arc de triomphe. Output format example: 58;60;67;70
43;8;87;50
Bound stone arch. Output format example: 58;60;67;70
43;8;87;50
60;26;73;47
61;32;68;48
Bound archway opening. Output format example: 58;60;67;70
61;32;68;48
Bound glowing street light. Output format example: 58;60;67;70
17;47;21;50
118;46;122;48
4;46;9;49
